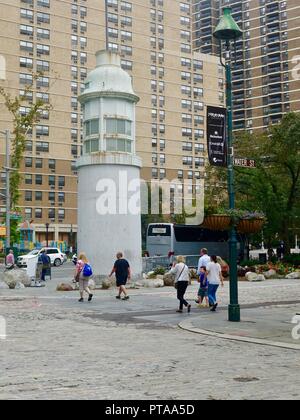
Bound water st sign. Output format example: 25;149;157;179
234;158;256;168
207;106;227;167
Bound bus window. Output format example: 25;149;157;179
174;225;228;242
148;225;171;237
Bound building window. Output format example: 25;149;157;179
35;191;43;201
58;209;65;220
58;176;65;187
35;208;42;219
49;175;55;186
58;192;65;203
25;174;32;185
106;119;132;136
36;141;49;152
48;208;55;219
48;192;55;202
25;208;32;220
48;159;56;170
35;158;43;168
25;157;32;167
84;119;99;137
35;174;43;185
25;191;32;202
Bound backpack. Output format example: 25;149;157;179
83;263;93;277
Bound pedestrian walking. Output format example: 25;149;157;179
195;266;209;307
75;253;93;303
109;252;131;301
197;248;211;275
39;249;51;281
169;256;191;314
5;249;15;270
206;255;224;312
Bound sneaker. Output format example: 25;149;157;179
176;309;183;313
116;296;121;300
88;294;93;302
78;298;84;303
210;303;218;312
122;296;130;301
187;304;192;314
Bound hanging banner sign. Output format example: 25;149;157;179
207;106;227;167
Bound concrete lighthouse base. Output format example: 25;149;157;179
77;158;143;284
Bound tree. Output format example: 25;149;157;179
0;74;51;209
206;113;300;253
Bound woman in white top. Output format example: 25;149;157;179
170;256;191;313
206;255;224;312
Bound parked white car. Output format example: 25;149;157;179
17;248;66;268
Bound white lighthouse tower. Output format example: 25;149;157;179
77;50;142;281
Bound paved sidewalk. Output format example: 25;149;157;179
179;303;300;350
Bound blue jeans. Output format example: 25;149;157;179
208;284;219;305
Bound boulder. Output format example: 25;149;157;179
139;279;164;288
15;282;25;289
156;274;164;280
88;279;96;290
0;269;31;288
286;272;300;279
245;272;259;282
6;278;17;289
264;269;277;279
102;278;114;290
56;283;74;292
163;272;175;287
0;281;9;290
257;274;266;282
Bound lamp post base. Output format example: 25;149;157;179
228;304;241;322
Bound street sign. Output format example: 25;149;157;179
207;106;227;167
234;158;256;168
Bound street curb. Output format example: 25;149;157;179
179;319;300;351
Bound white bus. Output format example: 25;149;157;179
146;223;234;259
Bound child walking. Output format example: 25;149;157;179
195;266;209;307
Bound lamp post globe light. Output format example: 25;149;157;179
45;223;50;247
213;7;243;322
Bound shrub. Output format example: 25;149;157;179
283;254;300;267
154;266;167;276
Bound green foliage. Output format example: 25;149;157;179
0;75;52;209
10;219;20;245
153;266;167;276
283;254;300;267
206;113;300;253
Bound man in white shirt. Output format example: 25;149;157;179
197;248;211;274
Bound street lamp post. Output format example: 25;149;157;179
1;129;11;254
45;223;50;247
213;7;243;322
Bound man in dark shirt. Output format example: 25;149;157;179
109;252;131;300
39;249;51;281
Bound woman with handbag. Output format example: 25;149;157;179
169;256;191;314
